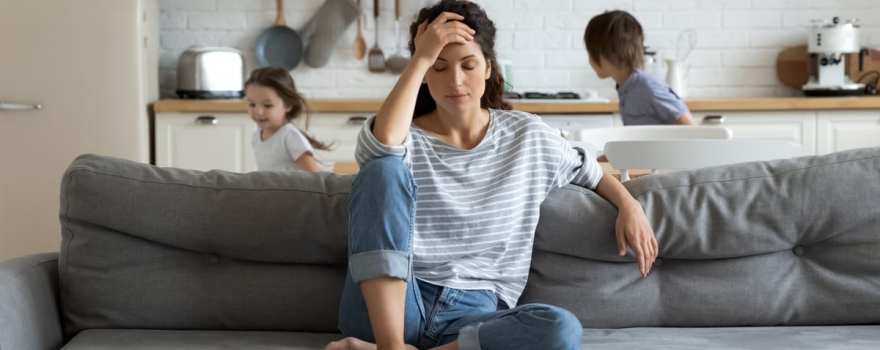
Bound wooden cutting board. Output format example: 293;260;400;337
848;48;880;89
776;45;810;89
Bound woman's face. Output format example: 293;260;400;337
425;40;491;114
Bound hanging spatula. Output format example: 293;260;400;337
367;0;386;72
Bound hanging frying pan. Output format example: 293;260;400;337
256;0;303;70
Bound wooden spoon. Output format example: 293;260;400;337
353;0;366;60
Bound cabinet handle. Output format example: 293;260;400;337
347;115;368;125
195;115;217;125
0;101;42;111
702;115;725;125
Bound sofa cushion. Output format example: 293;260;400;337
59;155;352;336
60;327;880;350
58;148;880;337
523;147;880;327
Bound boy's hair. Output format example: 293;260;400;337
245;67;331;151
583;10;644;71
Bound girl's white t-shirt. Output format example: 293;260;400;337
251;123;315;171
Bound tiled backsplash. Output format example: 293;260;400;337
159;0;880;99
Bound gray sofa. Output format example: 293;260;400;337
2;148;879;350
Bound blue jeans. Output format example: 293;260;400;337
338;156;583;350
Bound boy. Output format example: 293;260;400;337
584;10;693;125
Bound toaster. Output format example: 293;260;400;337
176;47;245;99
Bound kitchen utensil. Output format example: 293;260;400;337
353;0;366;59
776;45;880;93
176;47;245;99
255;0;303;70
367;0;386;72
386;0;409;73
665;58;689;98
301;0;358;68
643;47;665;81
803;17;866;96
498;59;514;92
674;28;696;62
776;45;810;89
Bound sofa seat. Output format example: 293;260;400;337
61;329;340;350
61;326;880;350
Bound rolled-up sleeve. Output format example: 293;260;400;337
554;136;603;190
354;116;413;168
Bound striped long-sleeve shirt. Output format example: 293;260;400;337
355;109;603;307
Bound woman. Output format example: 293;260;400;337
327;2;657;350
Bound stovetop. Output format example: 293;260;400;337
504;91;609;103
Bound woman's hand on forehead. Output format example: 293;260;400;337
412;11;476;65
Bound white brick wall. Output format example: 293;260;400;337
159;0;880;99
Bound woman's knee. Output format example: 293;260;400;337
518;304;583;349
354;156;413;193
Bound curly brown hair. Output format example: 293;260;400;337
583;10;645;71
408;0;511;118
244;67;332;151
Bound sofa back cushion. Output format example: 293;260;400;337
522;147;880;327
59;155;351;336
59;148;880;336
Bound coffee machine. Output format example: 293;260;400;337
802;17;867;96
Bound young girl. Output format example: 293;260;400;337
244;67;331;172
326;2;658;350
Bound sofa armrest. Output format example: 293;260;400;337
0;253;63;350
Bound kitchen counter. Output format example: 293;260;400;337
153;96;880;114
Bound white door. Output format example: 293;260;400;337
817;111;880;154
154;113;257;173
0;0;157;260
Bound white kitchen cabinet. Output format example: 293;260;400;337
154;111;370;172
305;112;371;163
693;111;817;156
817;111;880;154
152;108;879;174
539;114;616;140
154;112;257;172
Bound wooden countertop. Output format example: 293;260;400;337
153;96;880;114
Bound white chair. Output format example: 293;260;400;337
604;139;803;181
571;125;733;157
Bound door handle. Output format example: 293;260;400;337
0;101;43;111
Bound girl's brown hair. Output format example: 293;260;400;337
244;67;332;151
583;10;645;71
408;0;511;118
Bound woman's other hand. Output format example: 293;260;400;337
615;202;658;278
412;12;475;66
